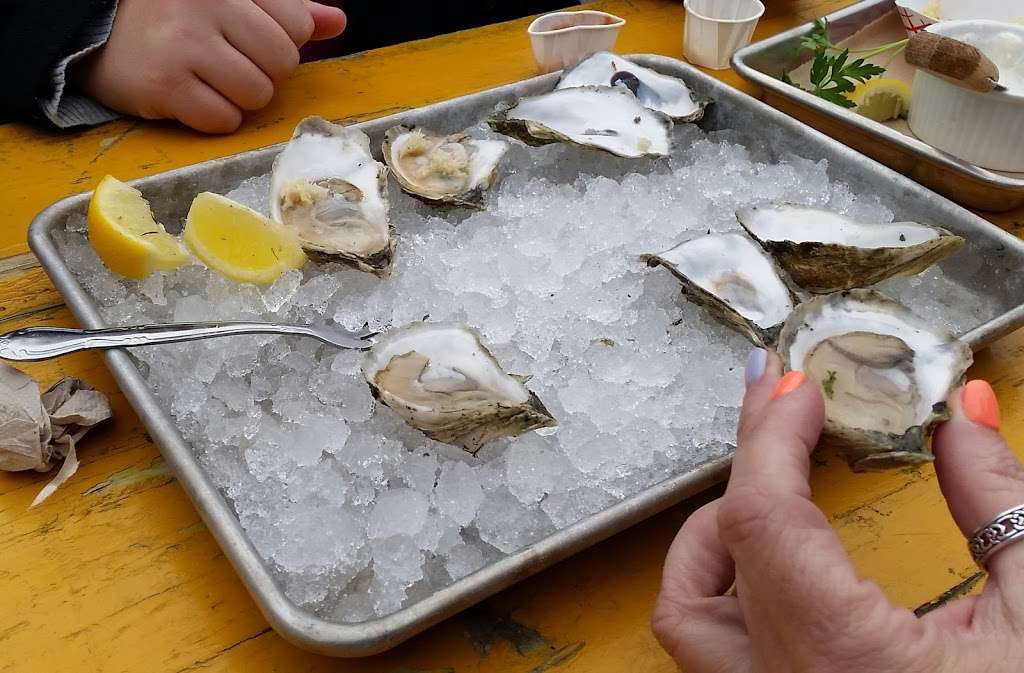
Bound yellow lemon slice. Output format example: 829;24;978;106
850;78;912;122
183;192;307;285
87;175;190;280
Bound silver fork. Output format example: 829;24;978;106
0;322;378;362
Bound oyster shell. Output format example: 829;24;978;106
777;290;973;471
737;203;964;293
557;52;709;122
270;117;395;276
642;232;797;346
362;322;556;453
381;125;507;208
487;86;672;158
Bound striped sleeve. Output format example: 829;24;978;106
39;0;120;128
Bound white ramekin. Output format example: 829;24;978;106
527;10;626;75
683;0;765;70
907;20;1024;172
895;0;1024;36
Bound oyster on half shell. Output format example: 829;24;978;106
270;117;395;276
642;232;797;346
382;125;508;208
488;86;672;158
737;204;964;293
777;290;973;471
362;322;556;453
557;52;709;122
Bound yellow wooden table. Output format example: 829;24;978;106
3;1;1024;671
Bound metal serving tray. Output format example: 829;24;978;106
28;55;1024;656
731;0;1024;212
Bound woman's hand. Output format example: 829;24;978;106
74;0;347;133
652;349;1024;672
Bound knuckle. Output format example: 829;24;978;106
650;596;703;651
244;77;275;110
296;11;316;43
267;45;300;81
141;68;189;109
717;485;776;547
975;443;1024;489
736;409;769;447
206;106;243;134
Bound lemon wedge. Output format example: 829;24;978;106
87;175;190;280
850;78;911;122
183;192;307;285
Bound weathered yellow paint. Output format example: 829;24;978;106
2;0;1023;671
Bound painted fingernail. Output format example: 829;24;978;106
962;379;1000;431
771;371;806;400
744;348;767;386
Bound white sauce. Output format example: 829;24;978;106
957;30;1024;95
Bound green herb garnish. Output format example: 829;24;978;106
782;17;904;108
822;370;838;399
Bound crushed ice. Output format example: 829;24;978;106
53;123;1004;622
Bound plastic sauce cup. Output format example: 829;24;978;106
527;10;626;74
684;0;765;70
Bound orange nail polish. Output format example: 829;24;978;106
963;379;1000;431
771;371;806;400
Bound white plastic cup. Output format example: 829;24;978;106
527;11;626;75
683;0;765;70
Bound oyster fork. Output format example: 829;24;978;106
0;321;378;362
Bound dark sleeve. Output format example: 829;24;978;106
0;0;117;124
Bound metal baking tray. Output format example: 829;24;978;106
731;0;1024;212
28;55;1024;656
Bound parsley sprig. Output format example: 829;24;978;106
781;18;904;109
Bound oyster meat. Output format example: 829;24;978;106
777;290;972;471
737;203;964;293
557;52;709;122
488;86;672;158
362;322;556;453
382;125;507;208
270;116;395;276
642;232;796;346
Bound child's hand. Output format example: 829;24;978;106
74;0;347;133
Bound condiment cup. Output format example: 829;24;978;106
908;20;1024;172
684;0;765;70
527;10;626;74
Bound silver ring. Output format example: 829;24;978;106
968;504;1024;567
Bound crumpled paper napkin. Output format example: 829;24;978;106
0;363;112;506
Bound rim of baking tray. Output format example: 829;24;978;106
27;53;1024;656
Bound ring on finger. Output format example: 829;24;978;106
968;504;1024;567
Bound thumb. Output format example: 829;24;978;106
933;380;1024;577
305;1;347;41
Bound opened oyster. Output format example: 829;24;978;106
488;86;672;158
737;204;964;293
777;290;972;471
557;52;708;122
642;233;796;346
382;125;507;208
270;117;395;276
362;322;556;453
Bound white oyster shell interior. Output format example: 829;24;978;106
557;51;704;120
270;118;391;267
504;86;671;158
364;324;530;407
784;293;968;435
738;204;941;248
654;233;793;330
387;128;507;201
